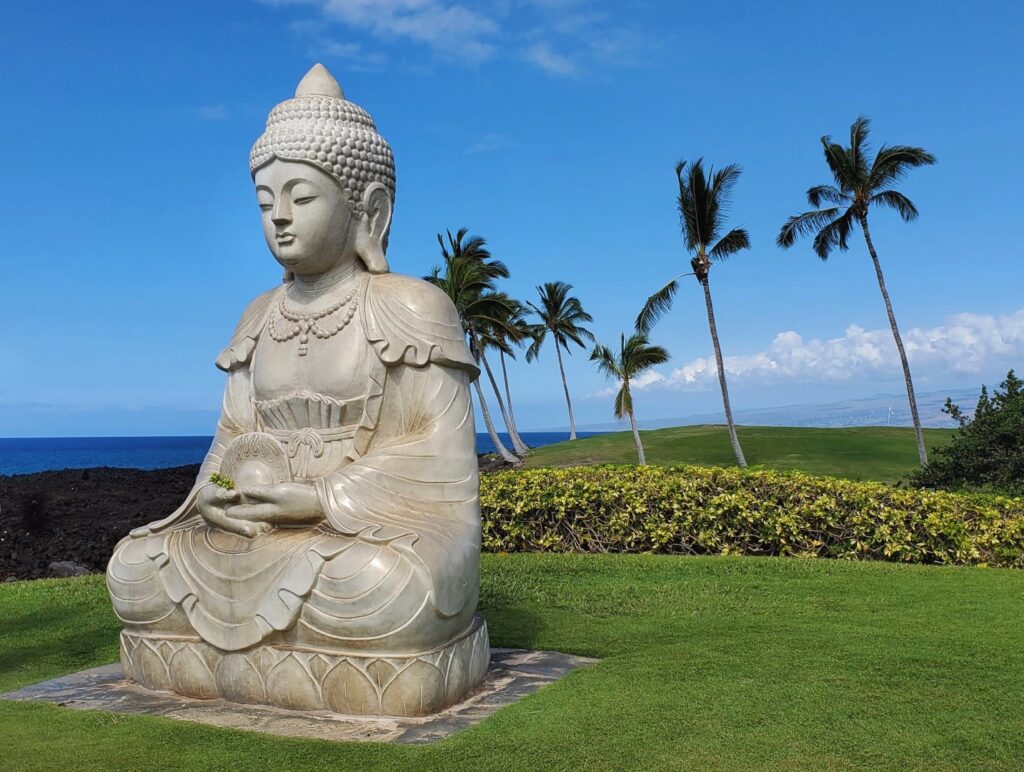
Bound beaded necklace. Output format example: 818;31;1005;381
268;286;359;356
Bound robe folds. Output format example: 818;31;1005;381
107;272;483;654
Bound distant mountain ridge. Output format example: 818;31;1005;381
567;387;980;433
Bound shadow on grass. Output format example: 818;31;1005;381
0;604;119;691
477;605;547;651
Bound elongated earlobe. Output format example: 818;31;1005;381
355;183;392;274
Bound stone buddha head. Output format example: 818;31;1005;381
249;64;395;278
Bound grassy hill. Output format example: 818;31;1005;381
524;425;955;482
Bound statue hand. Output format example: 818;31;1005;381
228;482;325;525
196;482;273;538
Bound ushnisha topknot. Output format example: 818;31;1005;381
249;63;396;217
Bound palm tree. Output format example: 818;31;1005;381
484;300;533;454
776;116;936;466
476;315;531;456
426;241;520;465
590;333;670;464
526;281;594;441
636;159;750;468
435;228;530;457
467;311;520;465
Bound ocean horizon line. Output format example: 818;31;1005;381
0;433;606;476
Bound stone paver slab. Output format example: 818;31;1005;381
1;648;597;744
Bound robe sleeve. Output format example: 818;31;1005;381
313;274;481;619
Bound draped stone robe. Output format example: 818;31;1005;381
107;271;481;656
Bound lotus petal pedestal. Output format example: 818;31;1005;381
119;616;489;717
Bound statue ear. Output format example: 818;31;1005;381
355;183;392;274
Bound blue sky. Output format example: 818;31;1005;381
1;0;1022;436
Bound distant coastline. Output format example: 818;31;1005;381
562;388;973;434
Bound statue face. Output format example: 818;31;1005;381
254;159;357;277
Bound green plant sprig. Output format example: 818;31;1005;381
209;472;235;491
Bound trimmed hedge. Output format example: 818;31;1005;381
480;465;1024;568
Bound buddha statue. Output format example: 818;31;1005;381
106;64;489;717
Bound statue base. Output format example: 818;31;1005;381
118;615;489;717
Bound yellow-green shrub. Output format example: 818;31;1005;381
479;465;1024;568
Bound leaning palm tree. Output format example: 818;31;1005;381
466;305;520;465
481;302;533;454
776;116;936;465
501;306;533;448
636;159;750;467
426;250;520;465
526;281;594;441
590;333;670;464
475;315;531;456
437;229;530;456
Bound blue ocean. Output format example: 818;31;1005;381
0;433;605;476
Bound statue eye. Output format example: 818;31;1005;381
294;195;317;205
258;203;273;211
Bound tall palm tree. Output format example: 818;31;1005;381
591;333;670;464
636;159;750;467
484;300;533;454
426;243;520;465
467;310;520;465
776;116;936;466
476;315;531;456
526;281;594;441
435;228;530;457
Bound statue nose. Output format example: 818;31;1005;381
272;197;292;224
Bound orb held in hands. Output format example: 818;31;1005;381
106;64;489;716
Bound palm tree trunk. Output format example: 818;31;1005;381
500;350;530;451
472;377;519;464
859;215;928;466
478;348;529;456
625;382;646;465
554;342;578;440
701;276;747;468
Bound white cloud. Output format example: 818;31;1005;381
634;308;1024;392
521;41;577;75
288;19;387;65
631;370;667;388
266;0;498;61
590;368;667;399
261;0;654;75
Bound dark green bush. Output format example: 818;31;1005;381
912;369;1024;495
480;465;1024;568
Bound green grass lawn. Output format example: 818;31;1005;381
3;554;1023;770
527;425;955;482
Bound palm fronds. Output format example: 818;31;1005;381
590;332;669;423
635;278;681;335
870;189;920;222
777;116;935;256
709;227;751;262
776;208;841;249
